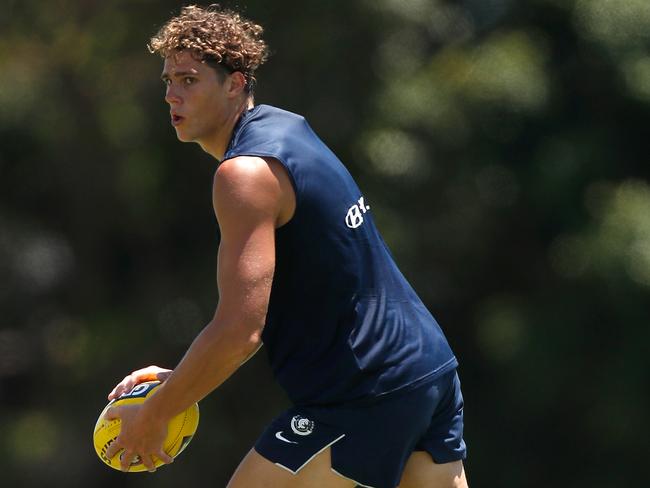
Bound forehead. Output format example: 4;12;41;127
161;51;210;76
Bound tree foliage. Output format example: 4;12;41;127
1;1;648;486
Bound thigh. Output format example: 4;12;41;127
399;452;468;488
227;447;355;488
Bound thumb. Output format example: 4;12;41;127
104;405;122;421
155;370;173;382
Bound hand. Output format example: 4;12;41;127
104;403;174;472
108;365;173;401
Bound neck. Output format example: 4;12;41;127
200;97;254;161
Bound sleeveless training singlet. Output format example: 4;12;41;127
223;105;457;406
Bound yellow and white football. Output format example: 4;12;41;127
93;381;199;472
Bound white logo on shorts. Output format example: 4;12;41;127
290;415;315;436
275;431;298;444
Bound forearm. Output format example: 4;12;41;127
138;156;280;423
140;317;261;423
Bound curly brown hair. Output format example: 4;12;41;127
149;4;269;93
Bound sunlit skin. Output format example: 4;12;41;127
161;50;253;160
104;50;467;488
103;50;296;474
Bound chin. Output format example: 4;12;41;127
174;130;193;143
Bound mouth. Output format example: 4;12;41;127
171;114;184;126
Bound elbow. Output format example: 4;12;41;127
239;323;263;356
233;325;263;363
210;317;264;358
247;327;263;349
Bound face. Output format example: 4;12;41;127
161;51;230;144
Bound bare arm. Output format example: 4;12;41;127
136;156;290;422
105;156;294;471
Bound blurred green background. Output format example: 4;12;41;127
1;0;649;486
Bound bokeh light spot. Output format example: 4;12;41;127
8;412;58;464
362;129;430;179
476;295;527;362
575;0;650;48
622;56;650;102
14;235;74;293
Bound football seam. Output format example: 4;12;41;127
167;408;191;453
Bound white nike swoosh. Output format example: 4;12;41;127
275;431;298;444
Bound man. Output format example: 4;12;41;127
105;5;468;488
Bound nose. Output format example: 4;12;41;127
165;85;181;105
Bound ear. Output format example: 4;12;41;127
227;71;248;97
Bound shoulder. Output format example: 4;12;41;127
215;156;273;185
213;156;295;225
214;157;285;197
228;105;306;149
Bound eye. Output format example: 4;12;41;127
184;77;196;85
162;78;171;86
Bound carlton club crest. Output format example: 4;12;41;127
290;415;315;436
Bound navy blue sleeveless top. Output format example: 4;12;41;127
224;105;457;406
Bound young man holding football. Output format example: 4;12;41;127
106;5;468;487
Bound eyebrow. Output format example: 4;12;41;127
160;70;199;81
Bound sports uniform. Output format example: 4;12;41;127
224;105;466;487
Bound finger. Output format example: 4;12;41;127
141;454;157;473
105;438;123;460
156;448;174;465
156;370;173;382
104;406;121;421
109;367;166;400
120;449;137;472
108;375;133;400
108;384;121;400
132;366;162;383
135;365;159;377
113;382;133;399
108;386;122;401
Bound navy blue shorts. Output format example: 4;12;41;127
254;369;466;488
